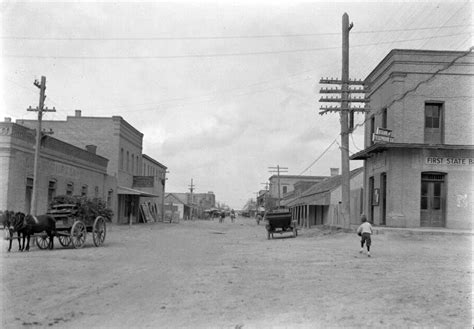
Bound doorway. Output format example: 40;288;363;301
380;173;387;225
420;172;446;227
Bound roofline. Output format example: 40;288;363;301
16;113;144;138
142;154;167;169
364;48;473;83
268;175;328;180
301;167;364;197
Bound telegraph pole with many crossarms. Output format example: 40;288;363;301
318;13;369;228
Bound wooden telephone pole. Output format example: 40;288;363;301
319;13;369;228
188;178;195;220
27;76;56;215
268;165;288;208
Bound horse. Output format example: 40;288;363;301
13;212;56;251
2;210;22;252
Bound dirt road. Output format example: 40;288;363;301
1;217;471;328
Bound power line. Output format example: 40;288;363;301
298;139;337;175
2;24;470;41
300;46;473;176
2;32;469;60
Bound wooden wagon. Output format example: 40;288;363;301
265;208;297;239
35;204;107;249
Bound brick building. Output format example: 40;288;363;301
0;121;110;214
17;111;165;224
267;174;328;209
138;154;167;221
350;49;474;229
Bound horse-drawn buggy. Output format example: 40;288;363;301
35;203;107;249
264;207;297;239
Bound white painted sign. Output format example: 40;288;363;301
372;134;394;143
372;127;393;143
425;157;474;166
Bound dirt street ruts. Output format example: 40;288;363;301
1;217;471;328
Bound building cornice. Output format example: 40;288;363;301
350;143;474;160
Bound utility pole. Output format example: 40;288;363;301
254;192;260;217
188;178;195;220
27;76;56;215
319;13;369;228
161;170;169;222
268;165;288;208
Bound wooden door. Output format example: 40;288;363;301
420;173;445;227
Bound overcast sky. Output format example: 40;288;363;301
1;1;471;209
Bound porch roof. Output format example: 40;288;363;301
350;143;474;160
117;186;159;197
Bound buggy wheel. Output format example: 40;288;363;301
71;221;86;249
267;230;271;240
58;235;72;247
35;233;51;249
92;216;106;247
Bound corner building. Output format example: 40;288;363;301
351;49;473;229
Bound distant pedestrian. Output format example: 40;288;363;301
357;214;373;257
219;211;225;223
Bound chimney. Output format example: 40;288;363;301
85;145;97;154
330;168;339;176
4;117;11;122
75;110;82;117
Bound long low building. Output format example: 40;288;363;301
0;121;111;214
282;167;364;228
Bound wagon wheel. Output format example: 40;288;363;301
35;233;51;249
92;216;106;247
71;221;86;249
58;235;72;247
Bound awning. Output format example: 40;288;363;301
117;186;159;197
286;191;330;207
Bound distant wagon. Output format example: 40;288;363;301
264;207;297;239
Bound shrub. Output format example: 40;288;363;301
50;195;114;222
